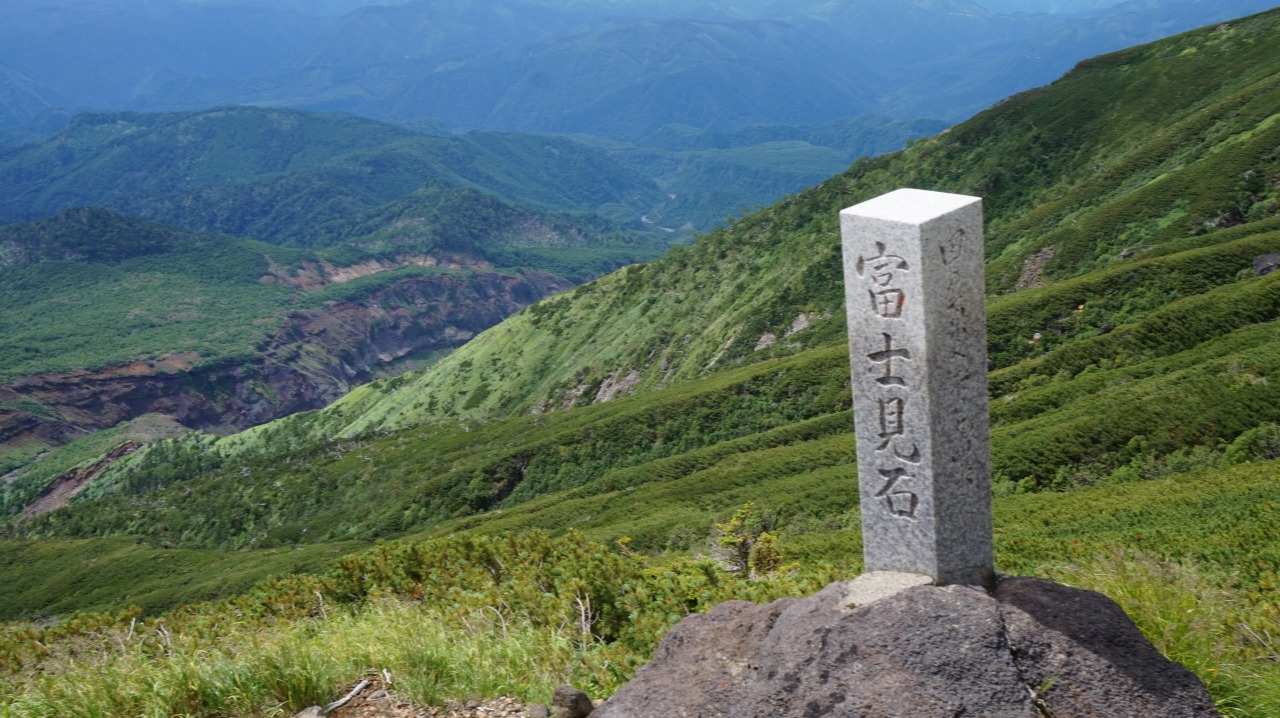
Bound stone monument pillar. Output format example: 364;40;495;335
839;188;993;587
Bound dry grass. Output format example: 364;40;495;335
2;600;581;718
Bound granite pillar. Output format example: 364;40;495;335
839;188;993;587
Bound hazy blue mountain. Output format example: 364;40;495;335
976;0;1228;14
0;63;71;145
254;0;412;17
289;0;586;68
879;0;1280;119
121;0;1280;139
541;0;781;19
364;18;884;138
573;114;949;229
0;1;326;111
5;0;1276;145
760;0;1280;121
952;0;1125;12
0;106;668;231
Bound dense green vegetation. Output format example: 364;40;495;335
5;347;853;548
0;208;475;381
0;532;831;716
0;414;184;520
12;297;1280;551
4;470;1280;714
0;536;368;621
0;208;298;380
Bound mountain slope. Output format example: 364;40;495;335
283;7;1280;438
10;7;1280;542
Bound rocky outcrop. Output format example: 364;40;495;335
1254;253;1280;276
594;575;1219;718
0;270;569;460
21;441;144;517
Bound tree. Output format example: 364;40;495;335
714;502;782;580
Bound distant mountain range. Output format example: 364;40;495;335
0;103;948;238
0;106;686;479
6;0;1273;240
0;106;666;231
3;0;1279;143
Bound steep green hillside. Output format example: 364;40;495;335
243;7;1280;442
15;295;1280;550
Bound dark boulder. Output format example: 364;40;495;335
593;575;1219;718
1254;254;1280;276
551;685;594;718
997;577;1219;716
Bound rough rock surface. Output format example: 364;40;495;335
593;577;1220;718
550;684;594;717
21;440;144;517
997;578;1219;716
1254;253;1280;276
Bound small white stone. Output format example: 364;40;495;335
841;571;934;609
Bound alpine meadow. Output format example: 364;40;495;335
4;4;1280;718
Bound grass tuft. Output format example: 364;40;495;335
1049;548;1280;717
